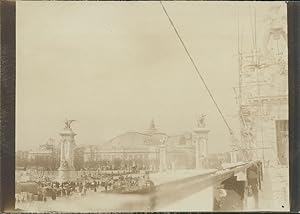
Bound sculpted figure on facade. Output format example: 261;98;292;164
64;119;76;129
62;160;68;168
197;114;206;128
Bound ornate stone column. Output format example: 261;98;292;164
159;144;167;172
193;114;210;169
58;119;77;181
159;137;167;172
193;128;210;169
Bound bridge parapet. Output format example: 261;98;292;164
147;160;263;211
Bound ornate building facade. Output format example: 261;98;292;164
16;138;60;170
238;5;288;165
17;119;215;171
82;120;200;171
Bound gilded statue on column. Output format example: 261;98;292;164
196;114;206;128
64;119;76;129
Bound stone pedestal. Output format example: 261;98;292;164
57;127;76;181
193;128;210;169
159;145;167;172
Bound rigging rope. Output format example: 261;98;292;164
159;1;233;135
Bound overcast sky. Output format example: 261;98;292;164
16;1;286;153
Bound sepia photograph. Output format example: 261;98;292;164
15;1;288;212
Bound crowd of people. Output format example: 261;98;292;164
16;172;154;203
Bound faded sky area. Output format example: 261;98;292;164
16;1;286;153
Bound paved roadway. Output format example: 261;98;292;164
17;192;152;212
16;169;217;212
16;166;289;212
16;187;215;212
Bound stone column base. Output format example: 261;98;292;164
57;169;76;182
